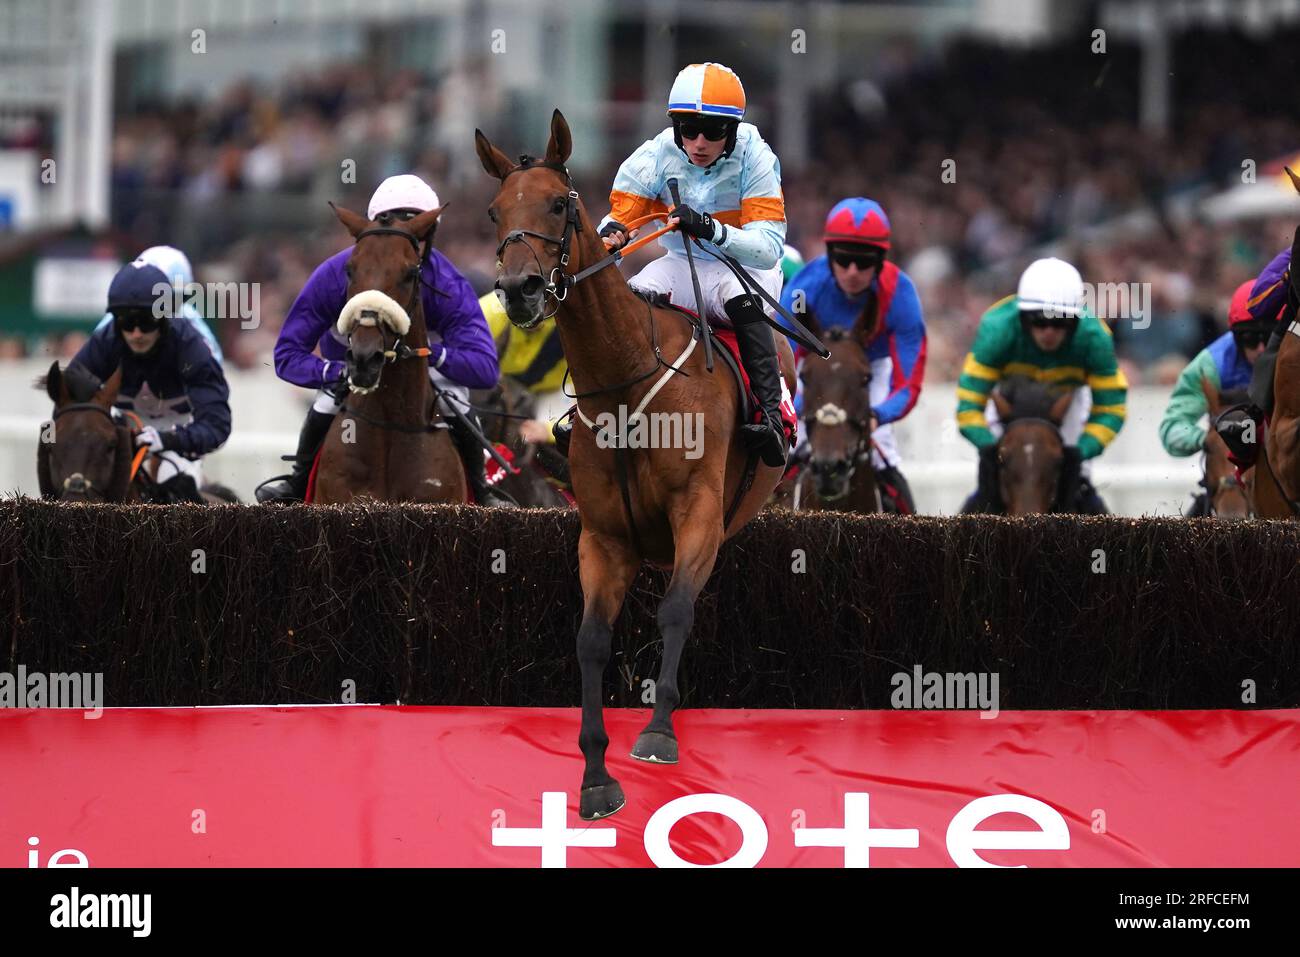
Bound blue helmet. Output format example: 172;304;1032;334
106;261;172;313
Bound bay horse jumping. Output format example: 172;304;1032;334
476;110;798;820
36;361;238;503
311;204;467;505
782;326;881;512
991;377;1075;515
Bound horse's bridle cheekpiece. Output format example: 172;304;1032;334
494;156;583;321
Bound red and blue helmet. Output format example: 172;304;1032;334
823;197;891;252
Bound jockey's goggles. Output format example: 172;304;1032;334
1021;311;1077;331
1232;327;1270;349
674;117;731;142
830;249;884;272
112;308;162;333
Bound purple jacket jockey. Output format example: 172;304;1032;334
256;174;507;504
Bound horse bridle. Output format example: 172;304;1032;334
1206;471;1253;516
46;402;146;498
343;225;438;394
493;157;583;320
997;416;1070;510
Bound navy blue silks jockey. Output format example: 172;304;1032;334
71;261;232;497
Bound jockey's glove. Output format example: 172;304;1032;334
598;220;628;239
135;425;167;454
669;204;720;242
322;362;350;402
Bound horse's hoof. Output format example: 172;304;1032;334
579;782;625;821
630;731;679;764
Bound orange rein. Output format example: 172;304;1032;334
121;410;150;483
612;214;680;258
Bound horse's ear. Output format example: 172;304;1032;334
475;129;514;181
1199;374;1220;414
1285;166;1300;196
330;202;370;238
93;367;122;408
408;206;444;243
1049;388;1074;424
545;110;573;167
44;361;64;404
991;388;1013;422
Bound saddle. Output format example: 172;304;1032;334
633;290;796;445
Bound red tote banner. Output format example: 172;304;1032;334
3;706;1297;868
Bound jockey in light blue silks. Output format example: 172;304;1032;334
573;62;792;469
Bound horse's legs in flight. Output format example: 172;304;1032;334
576;529;639;820
631;491;724;764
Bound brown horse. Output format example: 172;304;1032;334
311;205;468;505
1199;378;1253;517
781;327;880;512
477;110;797;819
36;361;240;504
1256;176;1300;518
991;377;1074;515
472;374;571;508
37;363;140;502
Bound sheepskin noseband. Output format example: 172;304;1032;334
336;289;412;338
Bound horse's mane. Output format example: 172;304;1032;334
998;375;1063;422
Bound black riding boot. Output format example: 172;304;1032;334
255;408;335;503
875;464;916;514
448;412;516;507
155;472;205;504
724;295;788;469
552;410;574;457
1215;406;1261;467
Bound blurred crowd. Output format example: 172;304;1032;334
10;28;1300;390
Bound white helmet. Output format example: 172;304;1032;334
132;245;193;290
367;174;441;221
1017;257;1084;318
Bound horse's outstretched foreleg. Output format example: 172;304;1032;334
631;490;724;765
576;528;639;820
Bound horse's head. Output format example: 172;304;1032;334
992;376;1073;515
1201;377;1253;517
329;202;443;394
800;327;873;501
476;110;590;329
37;362;134;502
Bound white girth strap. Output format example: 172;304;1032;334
574;335;699;443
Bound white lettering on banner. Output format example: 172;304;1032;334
492;791;1072;867
793;792;920;867
945;794;1070;867
642;794;769;868
490;790;616;867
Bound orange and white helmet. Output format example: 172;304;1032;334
666;62;746;121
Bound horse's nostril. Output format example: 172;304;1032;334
521;275;544;298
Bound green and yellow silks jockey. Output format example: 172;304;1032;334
956;257;1127;514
